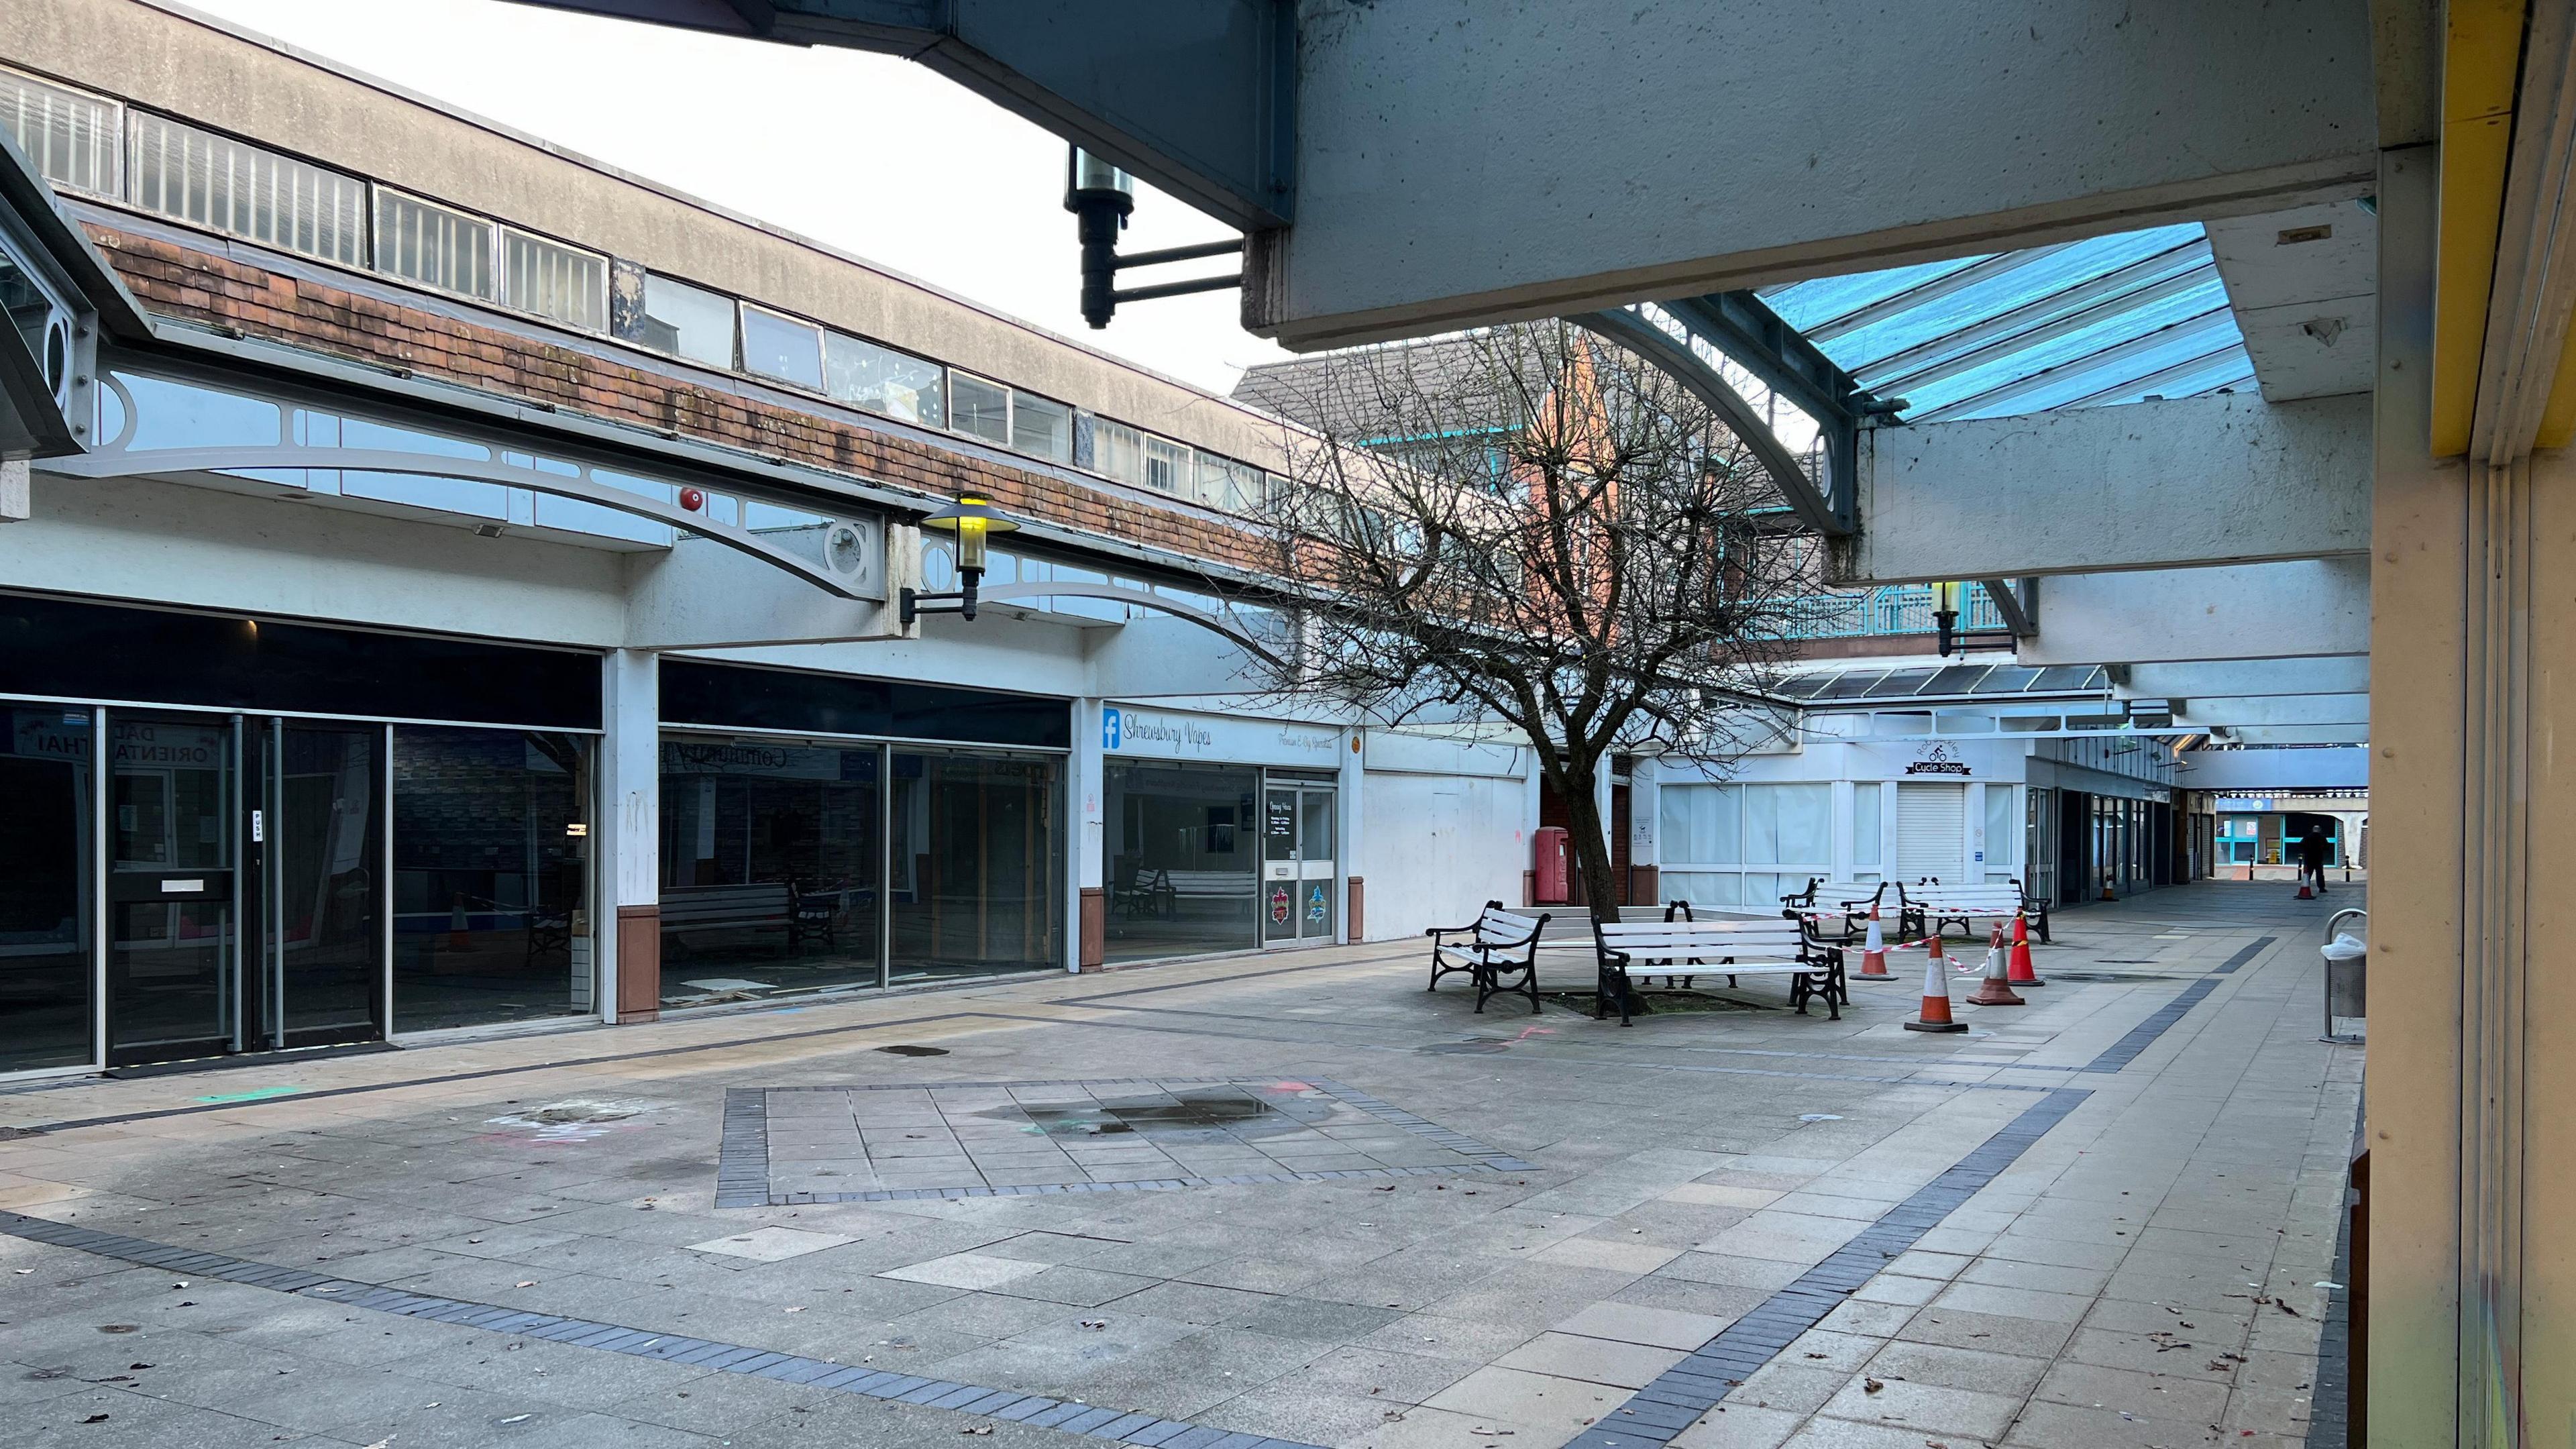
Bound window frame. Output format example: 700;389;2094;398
0;63;123;199
370;184;498;304
948;369;1012;447
631;270;739;371
496;224;610;334
737;301;827;393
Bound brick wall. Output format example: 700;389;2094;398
86;225;1269;574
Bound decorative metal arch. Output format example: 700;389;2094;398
1570;304;1848;537
971;580;1275;655
44;372;877;600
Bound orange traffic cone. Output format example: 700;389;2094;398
2006;911;2045;987
1904;945;1968;1033
1857;903;1891;979
2295;882;2314;900
1968;924;2024;1006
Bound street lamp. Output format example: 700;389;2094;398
1064;146;1245;329
1931;580;1964;657
901;494;1021;626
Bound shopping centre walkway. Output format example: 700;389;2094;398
0;883;2360;1448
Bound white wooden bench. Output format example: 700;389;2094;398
663;881;796;953
1780;879;1899;942
1163;870;1257;902
1591;916;1845;1026
1905;879;2049;943
1426;902;1552;1015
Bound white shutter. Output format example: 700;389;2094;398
1895;783;1967;883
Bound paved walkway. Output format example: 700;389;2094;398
0;883;2361;1448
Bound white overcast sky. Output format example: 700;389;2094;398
180;0;1292;398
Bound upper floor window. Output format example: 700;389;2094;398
633;272;734;368
499;228;606;333
0;66;119;197
822;331;945;427
1011;391;1073;463
375;189;493;301
739;303;823;391
129;112;367;269
950;371;1010;445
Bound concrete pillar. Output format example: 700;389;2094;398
1630;757;1660;908
1338;723;1364;943
1071;697;1105;971
2367;140;2576;1441
597;649;659;1024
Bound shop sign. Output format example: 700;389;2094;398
10;712;91;762
661;741;852;780
1903;742;1972;776
110;719;225;767
1103;704;1340;766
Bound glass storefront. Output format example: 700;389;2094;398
0;706;95;1073
891;749;1064;981
390;727;594;1033
1104;761;1260;963
657;735;881;1004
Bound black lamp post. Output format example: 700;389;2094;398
1931;580;1964;657
900;494;1021;626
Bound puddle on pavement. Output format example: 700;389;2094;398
985;1090;1287;1138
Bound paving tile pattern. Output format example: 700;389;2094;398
1564;1087;2089;1448
0;1207;1326;1449
2080;935;2270;1073
720;1077;1534;1207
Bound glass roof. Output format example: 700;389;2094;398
1762;224;2250;423
1776;663;2110;704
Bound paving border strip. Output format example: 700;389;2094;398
2078;935;2272;1074
1570;1086;2094;1448
0;1208;1323;1449
718;1075;1535;1209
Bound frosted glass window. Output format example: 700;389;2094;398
1658;784;1741;865
1745;786;1778;864
1852;785;1881;868
1772;784;1831;865
500;229;606;331
823;332;945;426
374;191;493;300
1093;419;1146;484
637;274;735;368
1195;451;1261;511
0;66;119;197
1011;390;1073;461
951;372;1009;444
740;305;824;390
129;113;364;266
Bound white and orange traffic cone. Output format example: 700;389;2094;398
1967;923;2024;1006
2006;911;2045;987
1904;946;1968;1033
2295;881;2314;900
1857;903;1891;980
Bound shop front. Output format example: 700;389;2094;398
653;660;1068;1006
1098;703;1344;963
0;593;601;1075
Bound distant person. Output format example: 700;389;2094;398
2299;826;2330;894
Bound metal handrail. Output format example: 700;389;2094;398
2326;907;2367;941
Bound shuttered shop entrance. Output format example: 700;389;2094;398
1896;782;1967;883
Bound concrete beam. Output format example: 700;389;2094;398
2017;557;2369;664
2176;694;2370;728
623;536;898;650
2118;657;2369;699
2178;745;2368;791
2222;724;2369;745
1839;394;2371;584
1249;1;2373;347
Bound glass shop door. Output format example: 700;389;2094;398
1260;784;1338;945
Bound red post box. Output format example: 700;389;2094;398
1534;826;1570;904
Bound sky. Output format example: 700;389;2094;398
179;0;1292;398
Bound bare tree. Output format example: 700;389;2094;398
1236;321;1813;922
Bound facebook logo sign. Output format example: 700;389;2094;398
1102;706;1122;749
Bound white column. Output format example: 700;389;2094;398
596;649;659;1024
1632;756;1660;905
1338;722;1364;943
1968;782;1988;883
1069;697;1105;972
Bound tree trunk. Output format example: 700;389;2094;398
1558;761;1623;925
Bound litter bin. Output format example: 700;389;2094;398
2322;910;2366;1042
